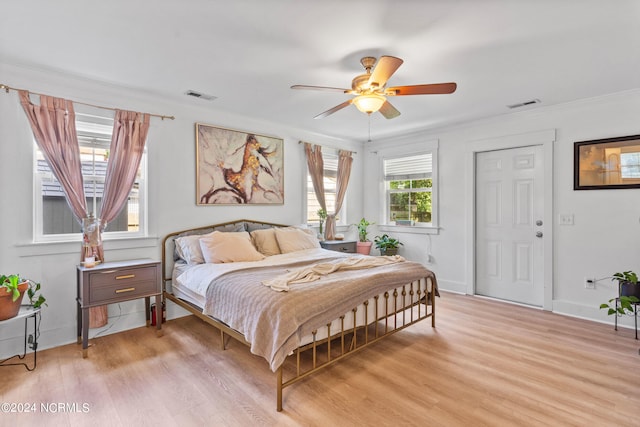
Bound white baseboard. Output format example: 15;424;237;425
436;279;467;294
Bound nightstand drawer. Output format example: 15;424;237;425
320;240;356;253
90;265;157;287
90;279;157;304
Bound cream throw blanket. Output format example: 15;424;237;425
263;255;406;291
202;254;437;371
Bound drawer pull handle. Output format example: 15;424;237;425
115;287;136;294
115;274;136;280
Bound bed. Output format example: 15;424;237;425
161;219;438;411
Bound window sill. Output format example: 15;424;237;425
15;236;159;257
377;224;440;235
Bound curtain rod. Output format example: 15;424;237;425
298;140;357;155
0;83;175;121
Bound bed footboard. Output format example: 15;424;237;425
276;276;436;411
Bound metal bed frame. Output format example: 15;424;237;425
161;219;436;411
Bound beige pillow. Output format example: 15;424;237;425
250;228;281;256
199;231;265;263
175;232;214;265
274;227;320;253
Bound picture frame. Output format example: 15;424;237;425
574;134;640;190
196;123;284;204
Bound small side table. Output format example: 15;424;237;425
0;305;42;371
614;297;639;339
77;259;162;358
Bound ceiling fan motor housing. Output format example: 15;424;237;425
352;74;372;91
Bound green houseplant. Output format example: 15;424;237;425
600;270;640;316
0;274;46;321
374;234;403;256
355;218;374;255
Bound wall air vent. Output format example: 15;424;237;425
184;90;217;101
507;99;541;109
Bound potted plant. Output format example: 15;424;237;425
374;234;403;256
600;271;640;316
355;218;374;255
0;274;46;321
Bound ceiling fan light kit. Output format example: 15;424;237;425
292;55;457;120
353;93;386;114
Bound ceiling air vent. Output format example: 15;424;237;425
184;90;217;101
507;99;541;109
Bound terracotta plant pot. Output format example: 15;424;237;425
0;281;28;321
356;241;372;255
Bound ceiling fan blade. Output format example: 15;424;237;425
379;101;401;119
291;85;350;93
314;100;353;119
387;82;457;96
368;56;404;89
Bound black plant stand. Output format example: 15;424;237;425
0;305;41;371
614;297;639;340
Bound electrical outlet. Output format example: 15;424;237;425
584;277;596;289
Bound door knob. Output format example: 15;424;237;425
536;231;543;238
536;220;543;226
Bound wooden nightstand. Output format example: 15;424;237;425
320;240;357;253
76;259;162;358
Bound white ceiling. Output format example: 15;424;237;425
2;0;639;143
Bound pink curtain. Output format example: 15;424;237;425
324;150;353;240
19;91;88;221
304;142;327;212
95;110;150;260
19;91;109;328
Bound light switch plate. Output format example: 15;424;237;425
559;214;574;225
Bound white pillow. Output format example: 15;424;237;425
175;232;214;265
274;227;320;253
199;231;266;263
250;228;281;256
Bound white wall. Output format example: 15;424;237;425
364;89;640;327
3;59;639;359
0;63;362;358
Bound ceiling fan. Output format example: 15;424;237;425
291;55;457;120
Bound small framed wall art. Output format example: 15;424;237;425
574;134;640;190
196;123;284;204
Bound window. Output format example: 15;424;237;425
306;150;346;225
34;113;146;242
384;152;434;227
620;152;640;179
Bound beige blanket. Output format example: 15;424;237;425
203;256;437;371
262;255;406;291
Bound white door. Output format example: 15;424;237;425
475;145;545;306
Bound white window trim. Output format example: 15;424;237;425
378;144;439;232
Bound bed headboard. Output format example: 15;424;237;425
161;219;288;290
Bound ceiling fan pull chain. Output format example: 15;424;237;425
368;115;372;142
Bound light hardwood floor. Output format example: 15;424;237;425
2;292;639;427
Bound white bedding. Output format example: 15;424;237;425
173;248;352;305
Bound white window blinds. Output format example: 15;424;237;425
384;153;432;181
